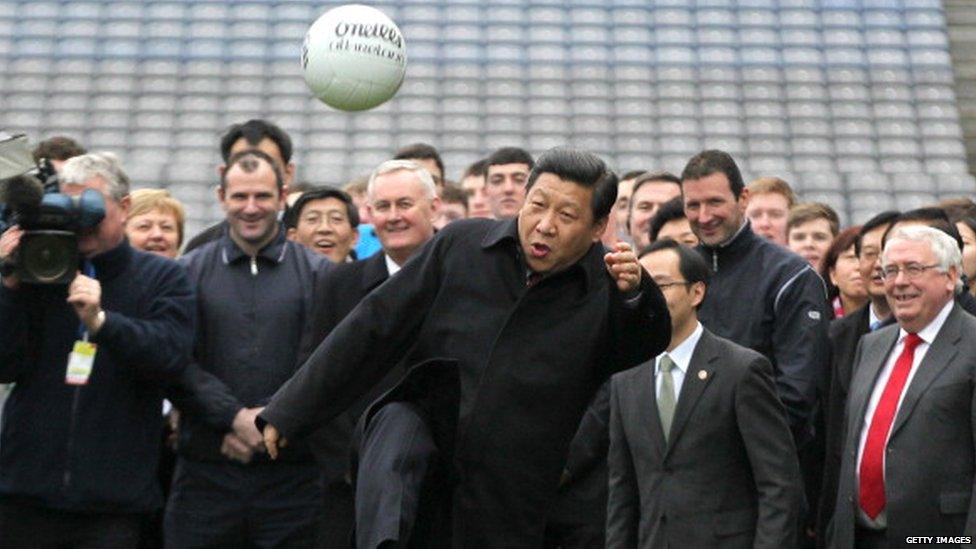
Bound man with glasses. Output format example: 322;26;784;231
608;239;801;547
828;225;976;547
285;186;360;264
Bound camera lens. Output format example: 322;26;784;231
20;231;77;284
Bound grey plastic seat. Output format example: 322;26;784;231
846;173;891;193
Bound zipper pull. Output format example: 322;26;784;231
712;250;718;272
250;257;258;276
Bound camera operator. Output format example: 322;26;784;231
0;153;196;548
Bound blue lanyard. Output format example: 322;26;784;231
76;260;97;341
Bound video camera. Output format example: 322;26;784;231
0;133;105;284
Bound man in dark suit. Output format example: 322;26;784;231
829;225;976;547
259;147;670;547
819;211;899;540
297;161;441;547
608;238;802;548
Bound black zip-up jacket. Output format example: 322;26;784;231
696;221;830;444
0;240;195;513
171;229;334;463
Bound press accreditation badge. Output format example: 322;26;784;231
66;341;97;385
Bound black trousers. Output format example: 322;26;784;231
854;526;887;549
354;402;439;549
0;498;142;549
164;458;322;549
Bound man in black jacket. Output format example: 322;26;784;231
166;150;334;548
680;150;830;546
0;153;196;548
680;149;830;447
260;147;671;548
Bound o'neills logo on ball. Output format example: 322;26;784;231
335;21;403;49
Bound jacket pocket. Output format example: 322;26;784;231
940;492;970;514
713;508;757;537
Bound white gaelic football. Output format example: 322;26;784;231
302;4;407;112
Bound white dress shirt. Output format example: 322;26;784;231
868;303;884;330
856;300;954;527
655;322;704;401
384;254;402;276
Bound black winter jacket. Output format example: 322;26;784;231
0;241;195;513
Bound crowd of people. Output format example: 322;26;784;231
1;118;975;548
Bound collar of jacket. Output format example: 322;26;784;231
88;237;134;281
480;216;602;293
697;220;757;266
221;224;288;265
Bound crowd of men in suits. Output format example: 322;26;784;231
1;118;975;548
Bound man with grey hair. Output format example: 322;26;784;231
366;159;440;273
0;153;196;548
297;160;442;546
829;225;976;547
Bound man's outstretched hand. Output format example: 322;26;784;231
262;422;288;460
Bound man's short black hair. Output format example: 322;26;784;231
855;210;900;257
486;147;534;171
882;207;964;252
620;170;647;181
220;119;293;164
393;143;444;179
221;149;285;191
640;238;711;289
680;149;745;199
462;158;489;179
439;185;469;210
648;196;687;243
32;135;86;163
287;181;317;195
631;172;682;204
525;147;617;222
284;185;359;229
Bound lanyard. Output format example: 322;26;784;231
76;260;96;342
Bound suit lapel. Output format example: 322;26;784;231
629;361;667;459
846;328;899;443
889;306;962;438
362;253;390;293
664;330;715;457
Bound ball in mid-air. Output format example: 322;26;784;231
302;4;407;112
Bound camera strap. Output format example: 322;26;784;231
67;261;97;386
75;261;97;342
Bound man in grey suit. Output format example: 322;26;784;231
607;239;802;548
829;225;976;548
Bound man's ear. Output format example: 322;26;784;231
947;264;960;293
429;196;442;221
591;216;609;242
118;194;131;223
691;281;706;309
278;184;289;210
216;184;225;203
737;187;751;213
284;163;296;185
285;227;298;241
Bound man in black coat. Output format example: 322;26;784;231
818;211;898;542
259;147;671;547
300;160;441;547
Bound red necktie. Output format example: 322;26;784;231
859;332;923;519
